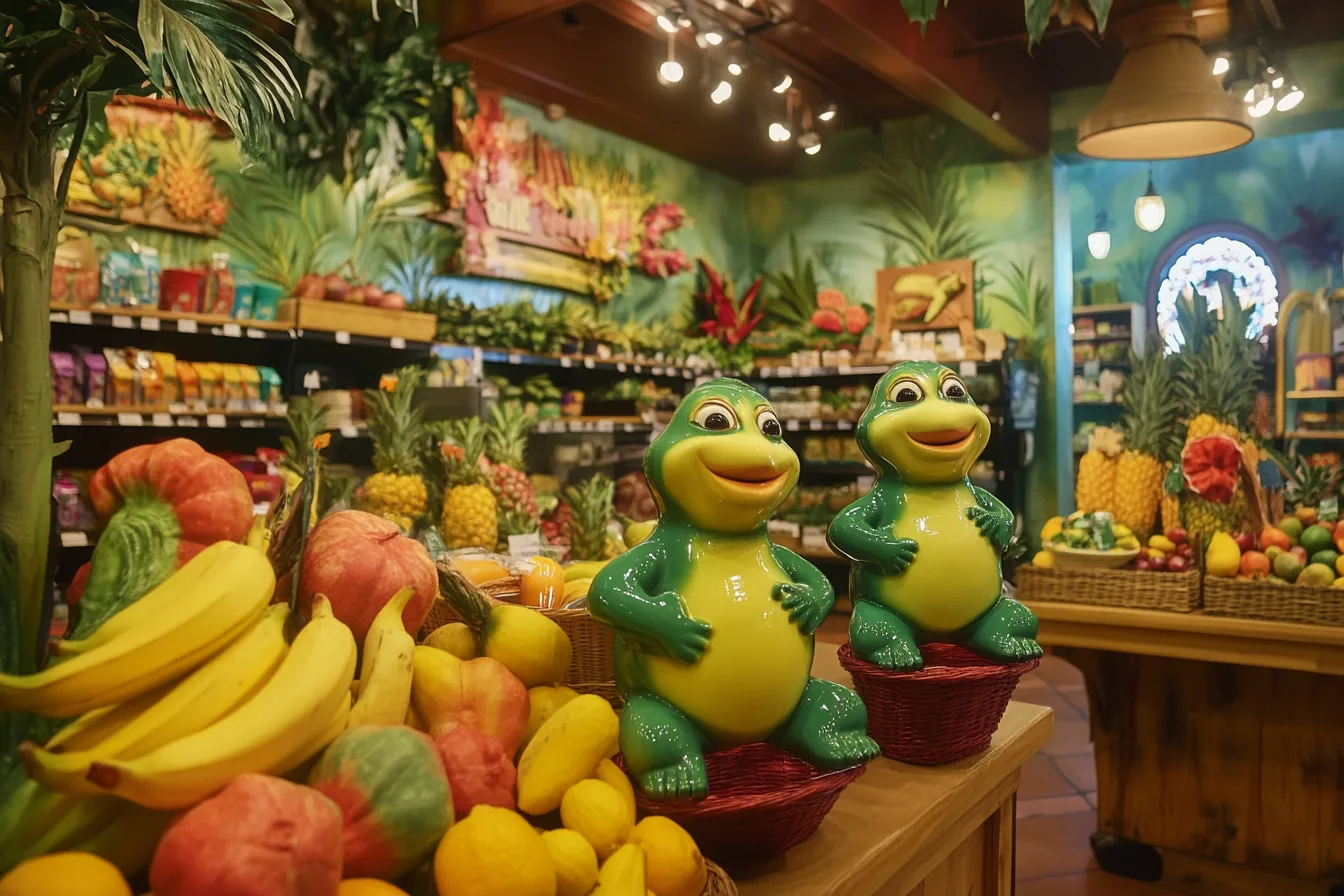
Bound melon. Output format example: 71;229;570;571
434;727;517;817
149;774;342;896
298;510;436;642
309;726;453;880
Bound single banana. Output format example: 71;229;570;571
244;515;268;552
564;560;608;582
42;686;172;753
86;595;356;809
47;544;221;656
348;587;415;730
564;578;592;601
22;605;291;796
8;794;122;869
0;542;275;717
276;689;352;779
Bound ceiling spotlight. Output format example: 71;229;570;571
804;143;821;156
656;13;677;32
703;30;723;45
676;15;692;29
798;131;820;154
1271;75;1284;89
727;60;743;76
710;80;732;104
739;0;754;7
772;73;792;94
818;104;836;122
1134;166;1165;233
1277;84;1305;112
768;122;791;143
1266;66;1283;89
1245;82;1273;118
1211;55;1230;77
658;59;684;84
1087;212;1111;260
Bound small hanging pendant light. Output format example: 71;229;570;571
1087;212;1112;259
1134;165;1166;233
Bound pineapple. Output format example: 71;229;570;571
442;418;498;550
565;474;614;562
280;396;328;525
1113;345;1180;540
161;117;224;223
361;368;429;521
484;403;539;522
1285;454;1341;514
1076;426;1123;513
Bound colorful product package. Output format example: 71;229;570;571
204;253;235;316
238;365;261;404
129;350;163;406
152;352;179;405
50;353;78;405
176;360;200;406
257;367;284;406
99;251;136;306
160;268;205;314
251;283;283;322
231;280;256;320
79;351;106;405
193;361;222;408
220;364;244;405
140;248;161;309
103;348;134;406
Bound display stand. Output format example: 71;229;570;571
732;643;1052;896
1027;600;1344;895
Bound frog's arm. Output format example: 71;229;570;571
769;545;835;635
826;487;918;575
587;541;711;664
966;485;1014;551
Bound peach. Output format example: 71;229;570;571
1239;551;1271;579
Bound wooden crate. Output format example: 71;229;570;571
286;298;436;342
1204;576;1344;626
1016;565;1202;613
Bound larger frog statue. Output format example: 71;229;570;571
589;379;878;800
827;361;1041;672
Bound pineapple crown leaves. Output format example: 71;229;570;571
563;474;615;561
1119;340;1183;460
484;402;536;469
443;417;490;488
363;366;427;476
434;560;493;634
280;396;329;476
1284;452;1342;506
1171;296;1261;435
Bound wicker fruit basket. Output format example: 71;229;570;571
1015;564;1202;612
704;860;737;895
1203;576;1344;626
622;742;865;865
840;642;1037;765
420;575;619;705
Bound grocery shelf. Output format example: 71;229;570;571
52;403;285;430
50;302;293;340
1285;430;1344;440
756;359;993;379
782;419;856;433
534;417;651;434
297;327;434;352
1286;390;1344;399
1072;304;1136;315
59;531;97;549
801;462;871;475
461;346;718;379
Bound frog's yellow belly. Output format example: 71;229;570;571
878;485;1002;633
646;543;812;746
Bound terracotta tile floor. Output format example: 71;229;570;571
816;618;1181;893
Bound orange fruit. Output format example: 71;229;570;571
520;556;565;609
453;556;510;586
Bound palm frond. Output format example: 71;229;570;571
762;233;818;325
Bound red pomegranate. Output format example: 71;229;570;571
297;510;436;642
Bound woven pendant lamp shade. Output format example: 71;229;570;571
1077;3;1252;160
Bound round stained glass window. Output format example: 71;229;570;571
1155;236;1279;353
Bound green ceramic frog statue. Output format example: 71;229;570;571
827;361;1042;672
589;379;878;800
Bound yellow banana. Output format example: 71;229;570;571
564;578;592;601
22;605;291;796
0;542;275;716
244;515;269;552
42;686;170;754
15;794;122;865
348;587;415;729
77;801;172;878
564;560;608;582
86;595;356;809
276;689;351;779
47;544;222;656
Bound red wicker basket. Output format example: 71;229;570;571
622;742;865;865
839;641;1037;766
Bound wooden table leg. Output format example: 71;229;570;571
1055;647;1344;893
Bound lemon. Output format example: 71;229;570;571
628;817;707;896
435;805;556;896
1031;550;1055;569
338;881;409;896
423;622;479;660
542;828;600;896
591;758;637;822
0;852;131;896
560;779;633;860
1040;516;1064;542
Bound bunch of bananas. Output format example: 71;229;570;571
0;540;358;874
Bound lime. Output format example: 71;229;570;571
1301;525;1334;555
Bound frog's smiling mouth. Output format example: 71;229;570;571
701;461;790;493
907;427;974;450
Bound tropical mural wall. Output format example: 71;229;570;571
746;116;1059;538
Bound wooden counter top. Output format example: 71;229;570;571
1025;600;1344;676
732;644;1053;896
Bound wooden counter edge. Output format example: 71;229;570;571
735;644;1053;896
1025;601;1344;675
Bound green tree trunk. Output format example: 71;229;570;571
0;125;58;678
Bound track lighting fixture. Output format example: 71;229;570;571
710;80;731;104
772;73;792;93
818;104;836;122
768;122;791;142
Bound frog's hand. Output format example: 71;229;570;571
769;544;835;635
966;485;1014;551
588;542;711;665
827;491;918;575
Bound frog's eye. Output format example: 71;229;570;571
691;400;738;431
756;408;783;437
888;379;924;405
940;377;969;402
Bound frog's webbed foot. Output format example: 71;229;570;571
771;678;878;768
963;596;1043;664
849;599;923;672
619;692;708;801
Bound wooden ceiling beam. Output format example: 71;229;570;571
437;0;584;43
791;0;1050;156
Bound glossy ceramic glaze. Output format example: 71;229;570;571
589;378;878;800
827;361;1042;672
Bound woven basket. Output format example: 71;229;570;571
420;576;619;705
704;860;737;896
1204;576;1344;626
1016;565;1202;612
839;641;1037;766
622;742;864;865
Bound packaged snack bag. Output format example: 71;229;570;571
79;351;107;405
103;348;134;406
220;363;244;405
257;367;284;406
239;365;261;404
50;353;78;405
177;360;200;405
153;352;180;405
204;253;235;315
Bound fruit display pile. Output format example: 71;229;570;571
1205;511;1344;587
1031;513;1194;573
0;440;711;896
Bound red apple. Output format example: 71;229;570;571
323;273;349;302
1147;555;1168;571
1178;543;1195;560
1136;547;1150;560
294;273;326;300
1166;527;1188;545
1291;545;1309;564
379;291;407;311
1168;555;1191;573
1232;532;1255;554
1134;558;1151;571
362;284;385;306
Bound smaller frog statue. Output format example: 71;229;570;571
828;361;1042;672
590;379;878;800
